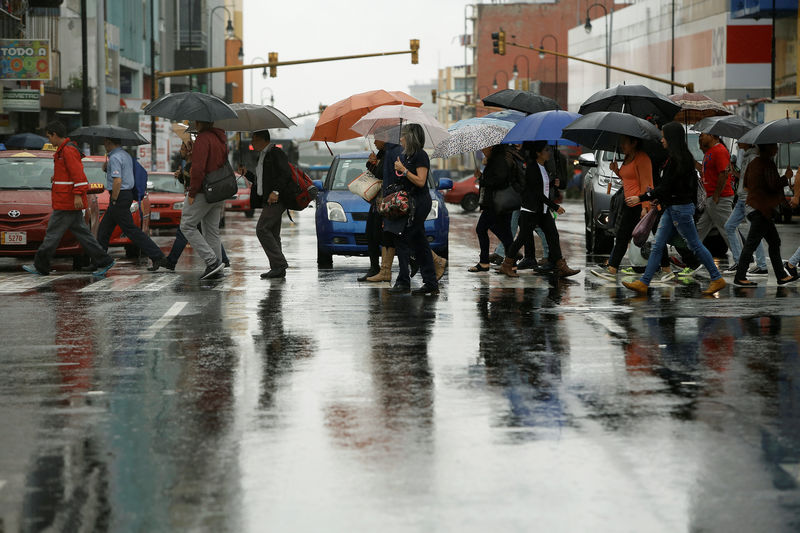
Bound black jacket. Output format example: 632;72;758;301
639;157;695;207
520;159;560;214
244;145;293;207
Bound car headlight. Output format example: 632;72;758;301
426;200;439;221
597;174;612;186
326;202;347;222
130;201;139;213
239;194;250;200
173;201;184;209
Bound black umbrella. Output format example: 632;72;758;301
692;115;757;140
5;133;47;149
482;89;560;114
561;111;661;152
144;91;238;122
578;84;681;121
69;124;150;146
739;117;800;145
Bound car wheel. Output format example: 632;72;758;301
460;194;479;212
245;209;255;218
124;244;140;258
317;247;333;269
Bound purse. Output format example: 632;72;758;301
493;184;521;213
632;206;659;247
203;160;238;203
378;189;410;219
348;170;383;202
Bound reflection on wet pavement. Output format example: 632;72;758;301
0;204;798;532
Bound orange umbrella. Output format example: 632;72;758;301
311;90;423;143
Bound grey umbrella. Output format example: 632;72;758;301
579;84;681;121
692;115;757;140
69;124;150;146
561;111;661;152
213;103;296;132
144;91;237;122
739;117;800;145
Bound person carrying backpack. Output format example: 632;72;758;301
238;129;294;279
96;137;167;271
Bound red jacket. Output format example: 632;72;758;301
52;138;88;210
189;127;227;198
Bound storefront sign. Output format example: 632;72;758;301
0;39;50;80
3;89;41;112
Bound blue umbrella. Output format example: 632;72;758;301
502;110;581;145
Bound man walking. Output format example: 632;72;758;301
181;120;227;280
239;130;293;279
23;121;115;276
696;133;734;250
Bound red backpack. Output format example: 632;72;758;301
285;162;318;210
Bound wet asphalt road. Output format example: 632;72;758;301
1;200;799;532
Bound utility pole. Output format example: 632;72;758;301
80;0;89;126
96;0;106;125
150;0;157;170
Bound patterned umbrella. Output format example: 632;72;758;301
669;92;731;123
432;124;509;158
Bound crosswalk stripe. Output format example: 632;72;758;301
0;273;74;293
140;301;188;339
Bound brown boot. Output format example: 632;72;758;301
432;251;447;280
500;257;519;278
367;247;394;282
555;258;580;278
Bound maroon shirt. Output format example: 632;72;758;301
189;127;227;198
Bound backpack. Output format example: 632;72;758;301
133;157;148;202
284;162;318;210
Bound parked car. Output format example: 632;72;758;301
146;172;185;228
82;155;152;257
312;152;452;268
0;149;104;269
225;175;254;218
442;171;480;212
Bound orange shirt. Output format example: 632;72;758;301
618;151;653;209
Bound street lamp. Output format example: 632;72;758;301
261;87;274;107
585;2;612;89
512;54;530;91
249;56;268;104
237;46;244;62
208;5;235;93
492;71;509;90
539;34;558;103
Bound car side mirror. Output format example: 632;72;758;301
437;178;453;191
312;179;324;192
578;153;597;167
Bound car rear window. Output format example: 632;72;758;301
0;158;53;189
149;174;185;193
327;158;368;190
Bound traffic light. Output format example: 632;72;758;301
410;39;419;64
268;52;278;77
491;30;506;55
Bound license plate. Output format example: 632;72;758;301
1;231;26;245
150;212;160;220
225;202;233;208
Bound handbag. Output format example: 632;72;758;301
493;184;521;213
348;170;383;202
203;160;238;203
632;206;659;247
378;189;410;219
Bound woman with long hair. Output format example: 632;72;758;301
390;123;439;295
622;122;726;296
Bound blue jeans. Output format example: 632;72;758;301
724;197;766;268
789;246;800;267
641;204;721;285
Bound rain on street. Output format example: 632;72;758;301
1;202;799;532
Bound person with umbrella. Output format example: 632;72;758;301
622;122;726;296
22;121;115;277
96;136;167;271
696;132;734;252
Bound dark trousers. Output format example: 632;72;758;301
366;206;382;270
736;210;787;280
396;201;435;287
508;210;563;262
34;210;113;273
97;189;164;260
167;225;229;266
609;204;642;269
476;208;513;264
256;202;288;270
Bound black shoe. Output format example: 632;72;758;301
784;261;797;278
733;278;757;287
516;257;538;270
388;282;411;294
261;268;286;279
200;261;224;280
410;260;419;278
147;256;166;272
411;283;439;296
163;259;176;271
777;275;798;285
358;268;380;282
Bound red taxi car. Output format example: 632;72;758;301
225;175;254;218
146;172;185;228
0;150;103;269
82;155;152;257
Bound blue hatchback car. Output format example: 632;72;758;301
313;152;452;268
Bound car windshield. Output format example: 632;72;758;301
82;160;107;185
149;173;184;193
0;158;54;189
327;157;369;190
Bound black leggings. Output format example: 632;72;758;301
476;208;512;264
609;204;641;269
736;210;787;280
507;210;562;262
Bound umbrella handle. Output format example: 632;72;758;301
324;140;333;156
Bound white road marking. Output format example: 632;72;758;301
587;314;628;338
0;273;72;293
134;275;178;292
79;275;141;292
140;301;188;339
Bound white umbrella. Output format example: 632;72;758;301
213;103;296;132
351;105;450;148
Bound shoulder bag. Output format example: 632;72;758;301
203;159;238;203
